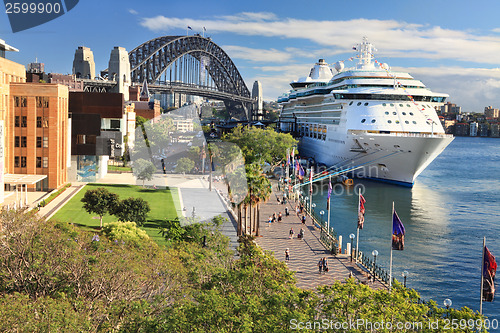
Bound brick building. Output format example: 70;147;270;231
9;83;69;190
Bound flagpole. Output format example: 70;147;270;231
480;236;486;315
286;148;290;184
356;191;360;263
389;201;394;292
327;175;331;235
309;167;313;216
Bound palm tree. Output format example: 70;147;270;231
244;163;271;236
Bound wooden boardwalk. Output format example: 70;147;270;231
255;181;388;291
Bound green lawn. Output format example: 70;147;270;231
50;184;180;247
107;165;132;172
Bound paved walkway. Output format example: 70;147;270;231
256;181;388;291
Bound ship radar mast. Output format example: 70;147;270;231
356;37;377;69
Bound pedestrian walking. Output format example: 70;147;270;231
285;207;289;216
298;228;304;239
268;216;272;225
278;212;282;222
285;248;290;261
296;205;300;217
289;228;294;239
272;213;277;223
302;215;306;225
300;203;304;214
323;257;329;272
318;258;324;273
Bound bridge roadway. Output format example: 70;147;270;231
149;82;254;103
255;180;388;291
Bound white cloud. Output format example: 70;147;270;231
222;45;292;63
128;9;138;15
140;13;500;65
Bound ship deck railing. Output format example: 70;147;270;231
350;130;453;138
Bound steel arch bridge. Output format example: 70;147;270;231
129;35;254;120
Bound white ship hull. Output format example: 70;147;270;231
298;130;454;186
278;39;454;186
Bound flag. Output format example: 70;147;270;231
392;210;405;250
358;194;366;229
187;26;193;30
287;153;291;166
326;180;332;210
203;26;206;31
309;168;313;193
298;165;305;180
483;246;497;302
295;160;300;175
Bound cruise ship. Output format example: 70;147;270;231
278;39;454;186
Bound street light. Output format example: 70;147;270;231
444;298;452;318
372;250;378;282
402;270;408;288
349;233;355;262
319;210;325;228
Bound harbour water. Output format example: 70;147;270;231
312;136;500;325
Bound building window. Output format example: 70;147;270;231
36;97;49;108
76;134;85;144
43;137;48;148
21;156;27;168
110;119;121;129
14;156;20;167
36;157;42;168
37;116;42;128
21;116;27;127
43;157;48;168
42;117;49;128
21;136;27;147
37;137;42;148
15;136;20;147
15;116;20;127
21;97;27;107
14;96;19;107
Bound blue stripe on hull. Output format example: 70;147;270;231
358;176;414;188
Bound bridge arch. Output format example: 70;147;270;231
128;35;252;119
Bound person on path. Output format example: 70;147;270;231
302;215;306;225
272;213;277;223
278;212;282;222
300;203;304;214
299;228;304;239
285;248;290;261
296;205;300;217
322;257;329;272
318;258;324;273
268;216;272;225
285;207;289;216
289;228;294;239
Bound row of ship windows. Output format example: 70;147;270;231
349;101;434;109
361;119;418;125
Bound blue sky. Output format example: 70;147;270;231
2;0;500;113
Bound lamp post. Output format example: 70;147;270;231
319;210;325;228
402;270;408;288
349;233;355;262
444;298;452;318
372;250;378;282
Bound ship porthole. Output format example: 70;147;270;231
387;120;392;124
385;111;389;115
357;102;361;106
361;119;366;123
402;112;406;115
349;101;353;105
393;111;397;115
364;102;369;106
371;119;376;123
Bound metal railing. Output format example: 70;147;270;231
356;251;390;284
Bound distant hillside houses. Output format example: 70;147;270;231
438;103;499;138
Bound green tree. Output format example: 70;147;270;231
175;157;195;173
102;221;152;248
113;197;151;226
245;163;271;236
81;187;119;228
224;126;297;169
132;158;156;187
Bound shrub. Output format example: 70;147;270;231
102;221;152;248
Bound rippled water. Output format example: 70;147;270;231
311;136;500;325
